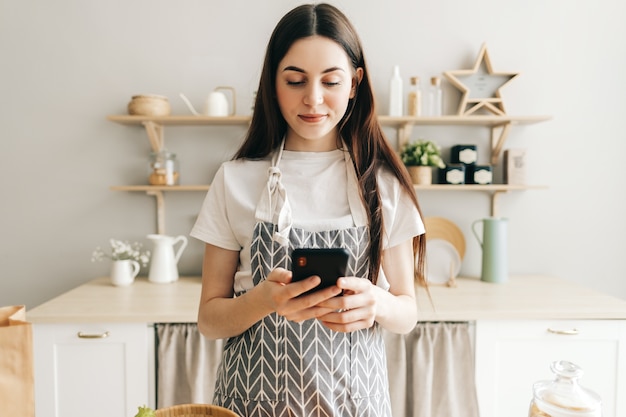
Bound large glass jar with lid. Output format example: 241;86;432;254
149;150;179;186
529;360;602;417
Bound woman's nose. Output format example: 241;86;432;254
303;84;323;106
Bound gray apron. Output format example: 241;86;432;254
213;144;392;417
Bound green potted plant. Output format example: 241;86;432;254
400;139;446;184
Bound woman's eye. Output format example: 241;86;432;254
284;79;341;87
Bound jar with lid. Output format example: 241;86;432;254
426;76;443;116
407;76;422;117
529;360;602;417
149;150;179;186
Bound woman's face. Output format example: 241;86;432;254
276;36;362;151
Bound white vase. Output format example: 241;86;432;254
110;259;140;287
147;234;188;284
408;166;433;185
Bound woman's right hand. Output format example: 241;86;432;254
263;267;343;323
198;244;343;340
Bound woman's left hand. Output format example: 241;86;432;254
314;239;419;334
315;276;379;332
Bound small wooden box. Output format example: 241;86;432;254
451;144;478;165
466;165;493;184
503;148;527;185
439;164;465;184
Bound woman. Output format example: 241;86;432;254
191;3;426;416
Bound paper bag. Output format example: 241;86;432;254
0;305;35;417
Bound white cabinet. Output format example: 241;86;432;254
33;322;155;417
474;320;626;417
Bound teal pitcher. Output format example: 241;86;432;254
472;217;508;283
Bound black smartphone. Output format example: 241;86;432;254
291;248;350;296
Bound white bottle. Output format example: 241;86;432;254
389;65;403;116
427;76;443;116
407;76;421;117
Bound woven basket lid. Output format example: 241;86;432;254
155;404;240;417
423;216;466;260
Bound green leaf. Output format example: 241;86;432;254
135;405;156;417
399;139;443;167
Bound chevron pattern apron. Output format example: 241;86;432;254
213;144;392;417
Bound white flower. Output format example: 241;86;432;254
91;239;151;267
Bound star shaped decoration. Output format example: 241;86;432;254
443;43;519;116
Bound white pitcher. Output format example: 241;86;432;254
110;259;140;287
147;234;188;284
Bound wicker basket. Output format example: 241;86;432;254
155;404;240;417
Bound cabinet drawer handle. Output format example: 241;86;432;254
547;327;579;336
77;331;110;339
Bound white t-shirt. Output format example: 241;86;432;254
190;149;424;293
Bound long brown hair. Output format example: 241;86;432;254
234;3;426;287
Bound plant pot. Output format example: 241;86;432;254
408;166;433;185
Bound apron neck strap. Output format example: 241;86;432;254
254;139;368;246
253;139;291;246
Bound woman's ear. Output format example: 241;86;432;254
350;67;364;99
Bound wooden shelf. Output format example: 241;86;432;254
111;184;546;224
107;114;551;127
107;114;551;164
415;184;548;217
111;184;544;193
110;185;210;192
378;114;551;165
107;114;251;126
110;185;210;234
413;184;547;191
378;114;551;128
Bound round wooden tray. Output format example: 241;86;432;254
423;216;466;260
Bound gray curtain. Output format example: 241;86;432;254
155;323;225;407
156;322;479;417
384;322;479;417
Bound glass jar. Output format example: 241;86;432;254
529;360;602;417
149;150;179;186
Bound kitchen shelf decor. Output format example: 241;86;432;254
443;43;519;117
400;139;446;185
108;114;549;163
107;113;550;232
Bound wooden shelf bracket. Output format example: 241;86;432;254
145;190;165;234
397;122;413;150
490;122;512;165
490;189;508;217
142;121;164;152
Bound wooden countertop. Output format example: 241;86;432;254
28;276;203;324
27;275;626;324
417;275;626;321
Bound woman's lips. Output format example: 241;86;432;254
299;114;327;123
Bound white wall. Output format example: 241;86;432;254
1;0;625;309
